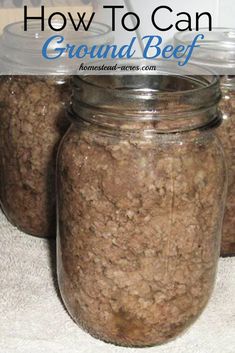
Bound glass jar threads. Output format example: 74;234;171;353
57;64;227;347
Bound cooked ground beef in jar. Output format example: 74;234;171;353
218;88;235;256
57;124;226;347
0;76;71;237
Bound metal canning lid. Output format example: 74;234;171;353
0;20;113;74
174;28;235;73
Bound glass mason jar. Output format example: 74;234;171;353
175;29;235;256
0;75;70;237
0;20;112;237
57;63;227;347
218;76;235;256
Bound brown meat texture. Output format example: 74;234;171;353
57;123;226;347
218;89;235;256
0;76;71;237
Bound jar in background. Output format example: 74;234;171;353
57;64;227;347
0;75;70;237
218;76;235;256
0;20;112;237
175;29;235;256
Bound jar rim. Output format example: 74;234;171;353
72;59;221;133
3;20;112;43
75;59;220;98
0;20;113;74
174;28;235;72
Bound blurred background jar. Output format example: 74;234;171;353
0;20;112;237
175;29;235;256
57;62;227;347
0;1;92;33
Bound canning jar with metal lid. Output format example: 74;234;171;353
175;28;235;256
0;20;112;237
57;61;227;347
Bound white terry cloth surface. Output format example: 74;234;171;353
0;209;234;353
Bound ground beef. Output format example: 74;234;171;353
57;122;226;347
0;76;71;237
218;88;235;256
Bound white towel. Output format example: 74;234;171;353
0;209;234;353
